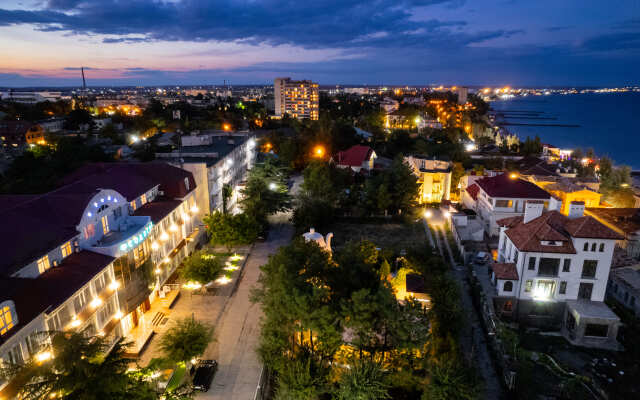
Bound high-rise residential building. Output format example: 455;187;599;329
457;86;468;105
274;77;319;120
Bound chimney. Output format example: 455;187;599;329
523;200;544;224
567;201;585;219
549;196;562;212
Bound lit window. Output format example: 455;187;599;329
130;200;137;211
524;280;533;292
184;177;190;191
141;194;147;205
0;302;17;335
84;223;95;240
101;215;109;235
61;241;73;258
37;255;50;274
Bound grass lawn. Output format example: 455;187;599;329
329;220;427;250
166;362;187;392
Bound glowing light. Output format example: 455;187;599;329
443;211;451;218
69;318;81;328
109;280;120;291
130;135;139;143
87;212;92;217
465;143;476;152
230;254;243;261
269;182;277;191
163;257;170;264
223;123;231;131
160;232;169;241
190;205;199;213
155;268;162;274
191;358;198;365
90;298;103;308
151;242;159;250
114;311;123;320
150;371;161;379
509;173;518;179
35;351;53;363
216;276;232;285
169;224;178;232
313;145;325;158
183;282;202;290
424;210;432;218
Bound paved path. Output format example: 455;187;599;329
424;210;504;399
198;175;301;399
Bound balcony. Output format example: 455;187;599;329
90;216;152;257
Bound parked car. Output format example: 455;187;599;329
474;251;490;265
192;360;218;392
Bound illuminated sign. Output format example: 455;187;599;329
119;222;153;252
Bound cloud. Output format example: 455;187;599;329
0;0;518;50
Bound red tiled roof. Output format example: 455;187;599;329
466;184;479;200
475;173;551;199
492;263;519;280
498;211;623;254
336;145;374;167
585;207;640;236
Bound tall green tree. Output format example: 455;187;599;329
422;360;480;400
240;159;292;226
204;211;261;250
159;318;214;364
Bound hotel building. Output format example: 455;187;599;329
0;162;204;395
274;77;319;120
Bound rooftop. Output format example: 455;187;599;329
566;300;620;321
585;207;640;235
476;173;551;199
492;263;519;280
335;145;375;167
498;211;623;253
612;266;640;296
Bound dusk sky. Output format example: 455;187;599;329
0;0;639;87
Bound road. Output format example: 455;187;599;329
197;176;300;399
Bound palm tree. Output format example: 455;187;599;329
2;331;155;400
336;359;390;400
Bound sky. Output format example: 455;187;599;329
0;0;639;87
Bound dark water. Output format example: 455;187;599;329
491;92;640;169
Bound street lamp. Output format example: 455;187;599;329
424;210;432;218
312;145;325;158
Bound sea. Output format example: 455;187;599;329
490;92;640;170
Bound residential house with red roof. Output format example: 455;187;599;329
333;145;377;173
463;173;554;236
0;162;205;395
493;200;623;350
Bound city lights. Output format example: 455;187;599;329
313;145;325;158
90;298;103;308
109;280;120;290
35;351;53;363
424;210;432;218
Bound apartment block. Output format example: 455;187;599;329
274;77;319;120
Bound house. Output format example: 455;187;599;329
585;207;640;260
538;180;602;215
380;97;399;114
25;125;46;146
0;121;33;149
334;145;377;173
451;210;486;262
607;265;640;316
494;200;623;349
515;156;559;177
0;162;205;395
464;173;553;236
405;156;451;203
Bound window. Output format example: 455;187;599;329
591;243;597;252
503;300;513;312
559;281;567;294
562;259;571;272
184;177;190;191
599;243;605;252
535;280;556;299
503;281;513;292
130;200;137;211
25;332;41;356
583;242;589;251
61;241;73;258
582;260;598;278
538;258;560;276
37;255;50;273
578;282;593;300
525;280;533;292
495;199;513;208
7;344;23;365
528;257;536;270
101;215;109;235
514;250;519;263
141;193;147;205
584;324;609;337
0;302;16;335
83;223;95;240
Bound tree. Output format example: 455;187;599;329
519;136;542;157
240;160;292;226
180;250;224;284
159;318;214;364
222;184;233;214
274;356;326;400
301;161;334;202
377;183;393;216
4;332;155;400
336;359;390;400
204;211;260;250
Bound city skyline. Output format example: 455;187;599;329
0;0;639;87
